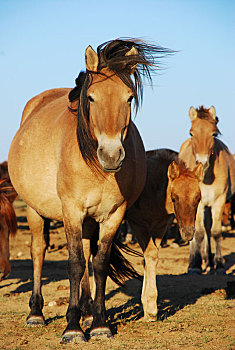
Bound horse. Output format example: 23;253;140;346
125;149;203;321
179;106;235;273
8;38;172;343
0;179;18;281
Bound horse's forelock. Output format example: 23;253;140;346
195;106;221;135
96;38;173;110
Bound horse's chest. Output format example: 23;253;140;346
84;184;124;222
200;183;224;206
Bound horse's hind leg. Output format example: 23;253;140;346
26;207;50;325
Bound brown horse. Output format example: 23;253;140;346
8;39;172;343
125;149;203;321
0;179;18;281
179;106;235;273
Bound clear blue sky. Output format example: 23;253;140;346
1;0;234;162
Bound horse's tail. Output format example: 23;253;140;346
108;237;143;287
0;179;17;235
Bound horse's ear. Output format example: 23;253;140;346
209;106;216;120
125;46;138;74
189;106;197;121
168;161;180;181
193;162;204;182
85;45;99;72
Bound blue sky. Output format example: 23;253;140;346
0;0;234;161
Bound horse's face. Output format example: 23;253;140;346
87;70;133;172
168;161;203;241
83;45;138;173
189;106;218;170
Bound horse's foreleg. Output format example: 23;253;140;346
203;206;214;273
188;202;205;274
90;205;126;339
211;195;226;273
141;234;162;321
79;219;98;328
26;207;49;325
62;208;87;343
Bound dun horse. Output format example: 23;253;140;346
179;106;235;273
0;178;17;281
8;39;171;343
125;149;203;320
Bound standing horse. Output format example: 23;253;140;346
125;149;203;321
8;39;171;343
0;179;18;281
179;106;235;273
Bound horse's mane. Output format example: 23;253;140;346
0;179;17;236
196;106;221;135
68;38;174;169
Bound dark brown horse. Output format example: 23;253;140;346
125;149;203;320
8;39;172;343
0;179;17;281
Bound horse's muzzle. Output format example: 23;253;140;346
97;145;125;173
179;226;195;242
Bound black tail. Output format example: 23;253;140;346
108;237;143;287
90;225;143;287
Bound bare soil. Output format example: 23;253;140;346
0;199;234;349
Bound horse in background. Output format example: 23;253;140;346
8;39;172;343
179;106;235;274
125;149;203;321
0;178;18;281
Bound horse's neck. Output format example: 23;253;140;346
179;139;196;169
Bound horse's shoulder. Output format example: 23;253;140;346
21;88;71;125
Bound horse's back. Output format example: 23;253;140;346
20;88;71;125
9;88;73;220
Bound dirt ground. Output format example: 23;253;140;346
0;199;234;350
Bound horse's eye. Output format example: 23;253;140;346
88;95;94;102
190;132;193;137
127;95;134;103
171;197;175;203
213;132;218;137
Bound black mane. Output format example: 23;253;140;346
69;38;174;169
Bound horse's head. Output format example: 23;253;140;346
168;161;203;241
84;46;136;172
69;39;173;172
189;106;220;171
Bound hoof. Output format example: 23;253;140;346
90;327;113;339
62;331;87;343
188;268;202;275
26;315;45;326
82;316;93;328
143;314;157;322
215;268;226;275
